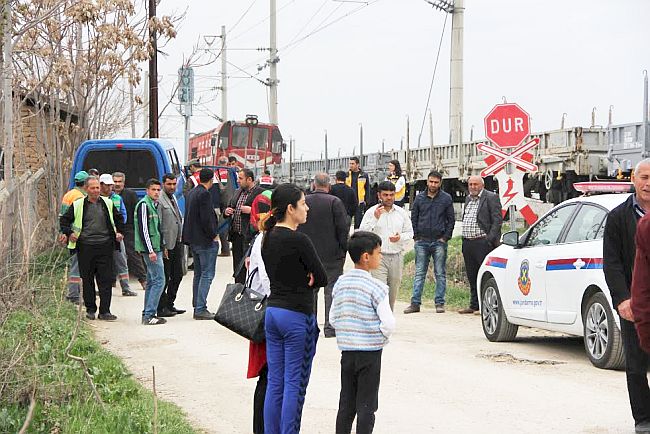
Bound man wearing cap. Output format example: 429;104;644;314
60;176;125;321
58;170;89;304
100;174;137;297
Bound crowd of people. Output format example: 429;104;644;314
56;156;650;433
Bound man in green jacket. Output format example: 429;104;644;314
59;176;125;321
135;179;166;325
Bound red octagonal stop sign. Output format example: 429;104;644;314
484;103;530;148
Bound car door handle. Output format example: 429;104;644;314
535;261;544;269
573;259;585;269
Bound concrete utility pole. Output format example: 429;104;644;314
324;130;329;173
3;0;12;184
289;137;293;182
429;109;435;167
449;0;463;150
406;116;411;179
269;0;279;124
359;123;363;164
148;0;159;138
221;25;227;122
644;70;649;158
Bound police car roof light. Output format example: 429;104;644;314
573;181;633;194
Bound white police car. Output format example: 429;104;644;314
477;182;633;370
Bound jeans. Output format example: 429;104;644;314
142;252;165;320
264;307;319;434
336;350;382;434
191;241;218;314
411;239;448;306
620;318;650;425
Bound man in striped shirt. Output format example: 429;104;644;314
330;231;396;434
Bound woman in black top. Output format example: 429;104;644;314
262;183;327;434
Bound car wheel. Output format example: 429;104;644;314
481;277;518;342
583;292;624;370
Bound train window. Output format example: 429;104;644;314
272;127;283;154
252;127;269;150
232;125;249;148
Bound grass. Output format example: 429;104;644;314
398;236;471;309
0;248;198;434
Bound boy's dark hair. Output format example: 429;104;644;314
348;231;382;263
145;178;161;188
377;180;396;192
199;168;214;183
427;170;443;180
335;170;347;181
162;173;176;182
349;156;360;164
228;156;237;163
241;168;255;181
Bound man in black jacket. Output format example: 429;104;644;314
330;170;357;222
603;158;650;433
298;173;349;337
182;168;219;320
225;168;262;283
60;176;125;321
459;175;503;314
113;171;147;290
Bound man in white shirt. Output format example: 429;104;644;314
359;181;414;310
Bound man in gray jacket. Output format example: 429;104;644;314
157;173;185;316
298;173;349;337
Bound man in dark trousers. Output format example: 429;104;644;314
603;158;650;433
158;173;185;317
346;157;370;229
60;176;125;321
458;175;503;314
331;170;357;222
113;171;147;290
632;212;650;355
224;168;262;284
298;173;349;338
183;168;220;320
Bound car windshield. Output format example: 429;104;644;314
82;149;157;189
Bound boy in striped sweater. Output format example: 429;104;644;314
330;231;396;434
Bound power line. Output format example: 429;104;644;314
229;0;297;43
227;0;258;36
417;12;448;147
284;0;330;48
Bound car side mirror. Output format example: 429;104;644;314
282;142;287;152
502;231;520;247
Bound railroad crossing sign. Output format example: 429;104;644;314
479;138;539;177
494;170;538;225
484;103;530;148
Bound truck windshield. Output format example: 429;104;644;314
83;149;157;189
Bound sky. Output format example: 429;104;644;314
145;0;650;163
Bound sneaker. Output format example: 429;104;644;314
403;304;421;314
86;312;96;320
324;330;336;338
193;310;215;320
142;317;167;325
435;304;445;313
458;307;478;314
98;313;117;321
122;289;138;297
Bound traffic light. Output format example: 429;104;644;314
178;66;194;104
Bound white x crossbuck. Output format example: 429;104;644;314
478;137;540;176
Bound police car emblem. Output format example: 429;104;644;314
517;260;531;296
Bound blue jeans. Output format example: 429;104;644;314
264;307;319;434
191;242;218;314
411;239;448;306
142;252;165;320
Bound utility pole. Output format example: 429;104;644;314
324;130;329;173
429;109;435;167
148;0;159;138
268;0;279;124
289;136;293;182
3;0;12;184
359;123;363;164
406;116;411;179
221;25;227;122
449;0;463;152
143;75;149;137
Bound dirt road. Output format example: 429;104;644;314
94;255;634;434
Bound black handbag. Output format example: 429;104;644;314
214;268;267;343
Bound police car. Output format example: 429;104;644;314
477;182;633;370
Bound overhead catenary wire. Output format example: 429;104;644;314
417;12;448;147
226;0;259;37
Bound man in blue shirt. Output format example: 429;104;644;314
404;170;455;314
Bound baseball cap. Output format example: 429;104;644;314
99;174;115;185
74;171;89;182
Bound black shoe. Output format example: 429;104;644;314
324;330;336;338
142;317;167;325
86;312;96;320
193;310;215;320
403;304;421;314
157;308;177;318
122;289;137;297
435;304;445;313
171;306;186;314
98;313;117;321
636;421;650;433
218;251;231;257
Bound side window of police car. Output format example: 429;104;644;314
563;205;607;243
525;204;577;247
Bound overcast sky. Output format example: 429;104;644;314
150;0;650;162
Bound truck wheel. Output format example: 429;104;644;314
583;292;625;370
481;278;518;342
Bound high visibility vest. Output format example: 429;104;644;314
134;195;162;253
346;171;367;204
67;196;116;249
387;174;406;201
